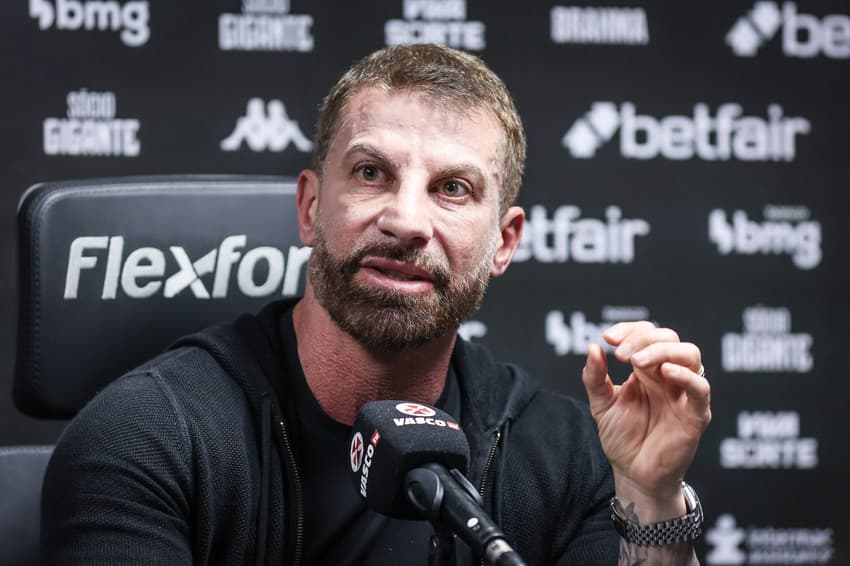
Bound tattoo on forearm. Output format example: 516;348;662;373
619;503;648;566
617;501;701;566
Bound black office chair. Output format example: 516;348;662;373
6;175;306;565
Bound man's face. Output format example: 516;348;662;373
301;88;517;352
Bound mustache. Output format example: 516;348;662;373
342;241;452;289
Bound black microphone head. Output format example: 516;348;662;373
349;400;469;519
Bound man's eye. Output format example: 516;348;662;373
359;165;380;181
441;180;469;197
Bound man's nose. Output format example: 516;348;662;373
375;181;433;246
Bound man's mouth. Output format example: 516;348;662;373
360;257;435;287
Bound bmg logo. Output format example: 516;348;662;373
727;2;850;59
29;0;150;47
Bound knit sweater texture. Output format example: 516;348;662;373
41;299;618;565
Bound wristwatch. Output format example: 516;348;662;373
610;482;704;546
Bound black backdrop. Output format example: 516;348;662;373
2;1;849;563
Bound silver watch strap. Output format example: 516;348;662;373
610;482;704;546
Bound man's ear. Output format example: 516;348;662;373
296;169;320;245
490;206;525;277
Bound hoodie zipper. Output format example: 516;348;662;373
279;418;303;566
478;428;501;499
477;428;502;566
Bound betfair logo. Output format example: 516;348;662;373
562;102;810;161
220;98;313;153
727;2;850;59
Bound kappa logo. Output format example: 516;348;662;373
220;98;312;153
350;432;364;472
727;2;850;59
29;0;150;46
562;102;810;161
395;403;436;417
63;235;311;300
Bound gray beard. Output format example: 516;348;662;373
308;226;494;352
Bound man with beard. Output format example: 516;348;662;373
42;44;711;566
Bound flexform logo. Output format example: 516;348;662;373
385;0;485;51
562;102;810;161
29;0;150;46
44;89;140;157
721;305;813;373
547;305;651;356
550;6;649;45
219;0;314;52
705;514;833;565
720;411;818;470
63;235;311;300
727;2;850;59
221;98;312;153
514;205;650;264
709;205;821;270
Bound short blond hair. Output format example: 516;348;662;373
312;44;526;215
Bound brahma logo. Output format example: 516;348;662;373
63;235;311;300
395;403;436;417
562;102;810;161
29;0;150;46
727;2;850;59
218;0;314;52
385;0;485;51
550;6;649;45
221;98;312;153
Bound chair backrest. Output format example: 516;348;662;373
7;175;306;565
0;446;53;566
15;174;306;419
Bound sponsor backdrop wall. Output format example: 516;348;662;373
2;1;848;563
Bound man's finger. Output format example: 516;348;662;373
661;362;712;423
603;320;656;346
613;326;680;361
631;341;701;371
582;343;615;418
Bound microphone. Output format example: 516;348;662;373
349;400;526;566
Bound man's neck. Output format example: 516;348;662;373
292;287;456;426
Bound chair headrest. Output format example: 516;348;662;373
15;175;307;419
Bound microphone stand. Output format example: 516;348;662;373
406;464;527;566
428;527;457;566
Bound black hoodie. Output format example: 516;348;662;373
42;299;618;565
